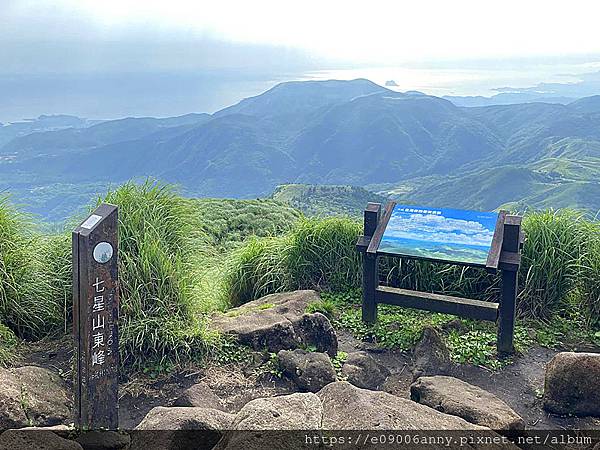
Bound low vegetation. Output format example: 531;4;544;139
0;180;598;373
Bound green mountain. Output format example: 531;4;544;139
271;184;388;217
2;78;600;222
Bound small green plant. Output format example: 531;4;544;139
305;299;337;320
209;338;252;365
332;351;348;379
534;388;544;399
260;352;283;378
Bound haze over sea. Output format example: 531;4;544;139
3;58;600;123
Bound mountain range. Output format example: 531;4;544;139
1;79;599;222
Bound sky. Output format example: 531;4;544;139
2;0;600;121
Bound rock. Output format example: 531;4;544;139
412;327;451;380
277;349;336;392
410;376;525;431
131;406;234;450
0;366;72;429
229;392;322;430
295;313;338;357
215;393;322;450
341;352;390;390
543;352;600;416
318;381;488;430
0;429;82;450
211;290;337;356
75;431;131;450
173;383;226;411
317;382;515;448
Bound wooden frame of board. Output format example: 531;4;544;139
356;201;524;354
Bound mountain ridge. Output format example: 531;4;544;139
2;78;599;221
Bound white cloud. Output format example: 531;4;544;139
7;0;600;64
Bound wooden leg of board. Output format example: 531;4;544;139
362;253;378;323
497;269;517;354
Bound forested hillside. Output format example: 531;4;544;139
2;79;600;222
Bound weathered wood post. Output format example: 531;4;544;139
497;215;522;355
73;204;119;429
361;203;381;323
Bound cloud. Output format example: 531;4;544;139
383;213;495;248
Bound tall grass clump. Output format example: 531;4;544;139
101;181;216;367
224;236;291;305
225;217;361;305
0;197;64;339
0;323;18;367
286;217;362;292
518;210;590;319
576;219;600;326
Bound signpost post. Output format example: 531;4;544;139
73;204;119;429
357;202;524;355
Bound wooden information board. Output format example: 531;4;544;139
357;201;523;354
73;204;119;429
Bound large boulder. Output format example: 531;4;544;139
0;429;82;450
341;351;390;390
318;381;487;430
0;366;72;429
215;393;322;450
173;383;226;411
131;406;234;450
543;352;600;416
410;376;525;431
277;349;336;392
317;382;513;449
211;290;337;356
411;327;451;380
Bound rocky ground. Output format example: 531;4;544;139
1;290;600;449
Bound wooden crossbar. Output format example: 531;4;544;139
375;286;499;322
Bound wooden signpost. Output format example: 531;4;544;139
356;202;524;354
73;204;119;429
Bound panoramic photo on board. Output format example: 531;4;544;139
1;1;599;449
378;206;499;266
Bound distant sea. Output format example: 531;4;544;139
1;58;599;122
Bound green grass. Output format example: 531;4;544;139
100;181;218;368
191;198;302;251
0;323;18;367
518;210;595;320
0;197;66;339
223;217;362;305
271;184;388;217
